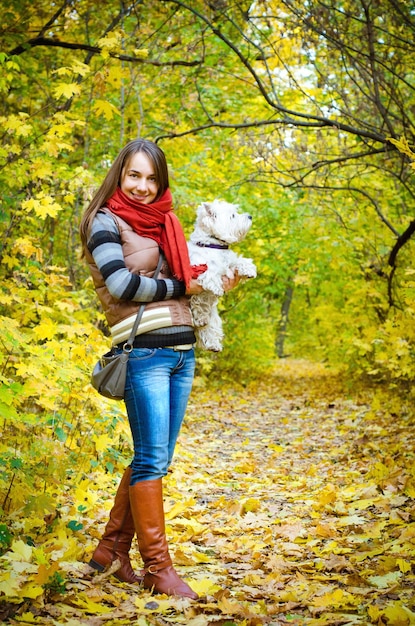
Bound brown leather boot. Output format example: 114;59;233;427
89;466;143;584
129;479;198;599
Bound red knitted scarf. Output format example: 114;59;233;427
106;187;194;286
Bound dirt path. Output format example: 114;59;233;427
173;361;415;624
2;361;414;625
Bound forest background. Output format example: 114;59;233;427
0;0;414;623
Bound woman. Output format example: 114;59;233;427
80;139;237;600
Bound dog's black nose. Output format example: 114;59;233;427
248;215;252;220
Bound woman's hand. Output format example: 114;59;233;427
222;271;241;292
186;272;241;296
185;278;204;295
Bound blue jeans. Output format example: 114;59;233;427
123;347;195;485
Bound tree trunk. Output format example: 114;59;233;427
275;284;294;358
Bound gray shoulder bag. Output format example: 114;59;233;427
91;253;164;400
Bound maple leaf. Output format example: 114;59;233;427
21;195;62;219
314;522;338;538
14;237;42;260
312;587;357;608
217;596;245;615
31;158;53;179
323;554;351;572
0;573;21;597
165;499;196;519
396;558;412;574
70;592;114;613
9;539;32;561
70;60;91;76
92;99;121;120
387;136;415;159
174;548;195;565
33;320;58;341
277;521;307;541
368;601;415;625
315;483;338;507
191;577;221;595
33;562;60;585
17;583;44;599
368;571;402;588
92;433;112;453
53;82;82;99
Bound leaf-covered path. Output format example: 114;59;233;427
1;361;414;625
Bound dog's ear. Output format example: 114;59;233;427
202;202;216;218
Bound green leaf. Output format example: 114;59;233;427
67;520;83;532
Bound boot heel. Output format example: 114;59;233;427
89;559;106;573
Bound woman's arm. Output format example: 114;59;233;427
87;212;186;302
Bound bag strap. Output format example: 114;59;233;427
123;252;165;352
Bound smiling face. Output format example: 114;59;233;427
120;151;159;204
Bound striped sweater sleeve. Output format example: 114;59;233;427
87;212;186;302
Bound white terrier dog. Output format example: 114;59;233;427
188;199;257;352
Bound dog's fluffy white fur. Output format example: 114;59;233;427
188;199;257;351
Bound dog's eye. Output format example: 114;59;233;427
231;213;235;218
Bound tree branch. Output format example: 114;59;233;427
246;174;401;237
8;36;201;66
155;114;395;146
160;0;391;145
361;0;397;138
305;185;400;237
388;219;415;267
37;0;72;38
311;147;389;169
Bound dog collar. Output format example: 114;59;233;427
196;242;229;250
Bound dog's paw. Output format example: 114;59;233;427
196;323;224;352
207;344;223;352
196;337;223;352
235;258;257;278
197;275;224;296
